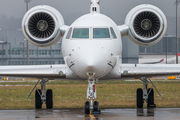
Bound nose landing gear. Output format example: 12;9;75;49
85;74;101;114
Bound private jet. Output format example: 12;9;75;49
0;0;179;114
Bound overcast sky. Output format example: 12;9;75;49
0;0;178;25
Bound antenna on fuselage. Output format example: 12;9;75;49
90;0;100;13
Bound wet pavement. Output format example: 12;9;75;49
0;108;180;120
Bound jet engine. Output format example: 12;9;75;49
22;5;64;47
125;4;167;46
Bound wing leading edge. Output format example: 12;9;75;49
0;65;80;80
1;64;180;81
121;64;180;79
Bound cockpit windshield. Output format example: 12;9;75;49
69;27;116;39
72;28;89;38
110;27;117;39
93;28;110;38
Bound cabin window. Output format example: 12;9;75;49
93;28;110;38
72;28;89;38
66;27;72;39
110;27;117;39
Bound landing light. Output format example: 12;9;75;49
123;70;128;75
89;73;93;76
59;71;64;76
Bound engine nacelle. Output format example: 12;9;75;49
22;5;64;47
125;4;167;46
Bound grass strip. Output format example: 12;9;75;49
0;81;180;109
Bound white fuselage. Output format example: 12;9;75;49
62;13;122;79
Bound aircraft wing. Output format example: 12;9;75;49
121;64;180;79
0;65;80;80
1;64;180;81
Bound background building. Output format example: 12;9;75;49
0;1;179;65
0;30;64;65
139;36;180;55
122;37;139;64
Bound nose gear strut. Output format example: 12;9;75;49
85;73;101;114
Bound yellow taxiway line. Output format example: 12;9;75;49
89;111;96;120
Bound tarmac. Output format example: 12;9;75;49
0;108;180;120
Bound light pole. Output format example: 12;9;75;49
24;0;31;65
0;41;7;65
50;46;52;64
37;46;38;65
7;42;11;65
20;42;25;65
165;34;168;64
175;0;180;64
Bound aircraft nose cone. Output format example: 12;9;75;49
72;60;106;79
70;52;116;79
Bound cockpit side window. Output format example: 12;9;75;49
93;28;110;38
72;28;89;39
110;27;117;39
66;27;72;39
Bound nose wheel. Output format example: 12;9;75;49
93;101;99;111
85;101;100;114
85;101;90;114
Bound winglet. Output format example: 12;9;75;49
159;59;164;62
178;53;180;56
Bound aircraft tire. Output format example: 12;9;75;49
93;101;99;111
137;88;143;108
46;89;53;109
35;89;42;109
147;88;154;107
85;101;90;114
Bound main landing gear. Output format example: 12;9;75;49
85;74;101;114
137;78;161;108
28;79;53;109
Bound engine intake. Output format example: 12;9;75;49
134;11;160;38
28;12;55;39
22;5;64;47
125;4;167;46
